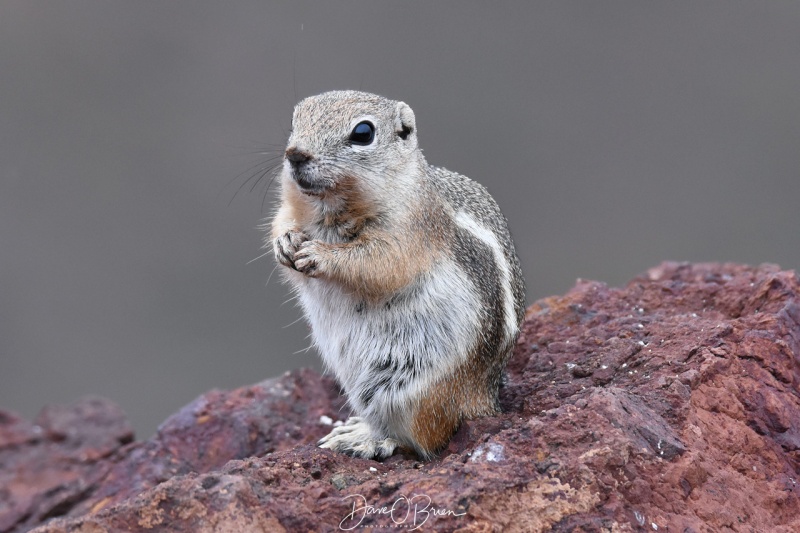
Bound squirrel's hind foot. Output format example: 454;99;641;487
318;417;398;460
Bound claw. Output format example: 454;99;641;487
293;241;322;277
273;231;309;270
318;417;398;460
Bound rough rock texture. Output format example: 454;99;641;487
1;369;345;533
2;262;799;532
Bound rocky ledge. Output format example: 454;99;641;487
2;262;799;532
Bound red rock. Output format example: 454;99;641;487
0;397;133;533
2;262;798;532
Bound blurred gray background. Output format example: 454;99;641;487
1;2;798;439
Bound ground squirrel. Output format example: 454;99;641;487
269;90;525;460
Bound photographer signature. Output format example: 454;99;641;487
339;493;466;530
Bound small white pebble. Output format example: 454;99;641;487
470;442;505;463
319;415;333;425
601;365;608;370
369;467;378;473
652;524;658;531
622;363;628;368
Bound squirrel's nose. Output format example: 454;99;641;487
285;146;312;164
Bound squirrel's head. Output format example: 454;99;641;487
283;91;421;201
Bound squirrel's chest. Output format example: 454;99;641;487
295;260;482;385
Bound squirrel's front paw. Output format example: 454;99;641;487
293;240;327;278
273;231;308;269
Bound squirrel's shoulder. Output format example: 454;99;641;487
424;164;509;232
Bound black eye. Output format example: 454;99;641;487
349;121;375;146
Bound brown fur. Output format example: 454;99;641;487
274;177;451;301
409;359;499;458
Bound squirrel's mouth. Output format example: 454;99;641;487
291;172;334;196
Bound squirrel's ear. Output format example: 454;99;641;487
395;102;416;141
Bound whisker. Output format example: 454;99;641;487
222;151;282;188
293;341;315;355
260;168;282;214
225;155;285;206
247;250;273;265
282;314;306;329
282;294;300;306
220;143;285;156
265;263;280;286
248;167;273;193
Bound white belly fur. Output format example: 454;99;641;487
294;260;481;443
